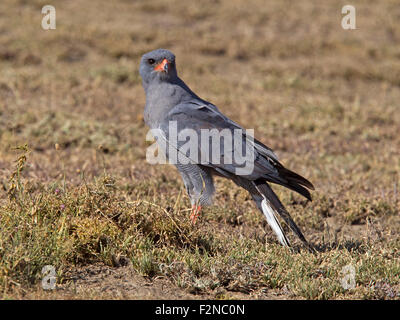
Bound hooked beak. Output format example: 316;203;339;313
154;58;169;73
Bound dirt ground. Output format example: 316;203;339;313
0;0;399;300
16;263;289;300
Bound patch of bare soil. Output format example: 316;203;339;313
15;263;288;300
48;264;201;300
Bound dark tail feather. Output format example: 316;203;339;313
278;167;314;190
255;181;315;252
285;182;312;201
266;176;313;201
266;166;314;201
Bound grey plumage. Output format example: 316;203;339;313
140;48;315;249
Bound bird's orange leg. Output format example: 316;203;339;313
190;205;202;224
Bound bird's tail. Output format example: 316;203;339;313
266;165;314;201
253;181;314;252
259;194;290;247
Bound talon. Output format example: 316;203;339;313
190;205;202;224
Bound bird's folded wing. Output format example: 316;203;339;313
157;102;282;180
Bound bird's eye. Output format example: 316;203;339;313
148;58;155;65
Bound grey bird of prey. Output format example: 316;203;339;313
139;48;315;249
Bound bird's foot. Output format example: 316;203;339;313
190;205;202;225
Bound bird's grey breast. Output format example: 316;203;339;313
144;82;192;128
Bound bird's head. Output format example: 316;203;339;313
139;49;177;85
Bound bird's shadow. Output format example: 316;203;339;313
291;239;367;254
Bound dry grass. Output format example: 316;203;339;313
0;0;399;299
